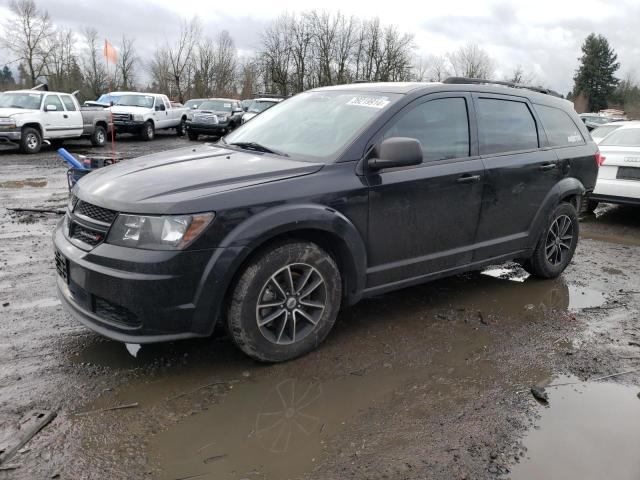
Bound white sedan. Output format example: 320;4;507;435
588;122;640;211
590;122;626;144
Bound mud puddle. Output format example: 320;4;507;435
0;177;48;189
512;376;640;479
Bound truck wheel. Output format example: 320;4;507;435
227;241;342;362
91;125;107;147
524;203;579;279
188;132;199;141
140;121;155;141
176;118;186;137
20;127;42;154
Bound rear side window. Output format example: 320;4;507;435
476;98;538;155
383;97;470;161
61;95;77;111
535;104;584;147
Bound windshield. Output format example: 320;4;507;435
248;100;278;113
115;95;155;108
96;93;121;105
600;128;640;147
199;100;233;112
591;124;621;138
224;91;400;162
0;92;43;110
185;99;203;109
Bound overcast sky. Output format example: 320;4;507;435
1;0;639;94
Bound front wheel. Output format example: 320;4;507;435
139;121;155;141
524;203;579;278
20;127;42;154
227;241;342;362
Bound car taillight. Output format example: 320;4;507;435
595;151;606;166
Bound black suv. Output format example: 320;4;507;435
185;98;244;140
54;79;598;362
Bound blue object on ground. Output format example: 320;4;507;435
57;148;86;169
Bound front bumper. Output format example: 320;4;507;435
0;128;21;143
53;218;231;343
113;120;145;133
186;121;231;135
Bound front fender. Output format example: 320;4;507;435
527;177;585;249
190;204;368;334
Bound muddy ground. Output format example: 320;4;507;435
0;135;639;480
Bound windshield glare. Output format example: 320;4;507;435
600;128;640;147
96;94;120;104
199;100;233;112
0;92;43;110
115;95;155;108
225;91;400;162
248;100;277;113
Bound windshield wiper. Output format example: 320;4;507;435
228;141;289;157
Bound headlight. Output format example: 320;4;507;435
133;114;144;122
107;212;215;250
0;118;16;128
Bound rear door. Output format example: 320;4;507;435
472;93;559;261
366;93;485;289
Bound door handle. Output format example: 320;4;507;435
63;114;68;118
456;174;481;184
539;162;557;171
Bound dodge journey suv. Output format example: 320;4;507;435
54;78;598;362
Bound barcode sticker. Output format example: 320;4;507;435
346;96;390;109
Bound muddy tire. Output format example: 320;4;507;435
188;132;199;141
91;125;107;147
227;241;342;362
20;127;42;154
139;121;155;141
525;203;579;279
176;117;186;137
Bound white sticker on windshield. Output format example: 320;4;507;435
224;103;231;108
346;96;390;109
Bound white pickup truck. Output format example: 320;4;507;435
0;90;110;154
108;92;188;140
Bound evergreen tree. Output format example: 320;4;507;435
572;33;620;112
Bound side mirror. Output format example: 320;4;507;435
243;106;248;112
368;137;423;171
45;104;57;112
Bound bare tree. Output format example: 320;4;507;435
212;30;237;96
259;15;292;95
238;57;260;99
148;47;172;95
447;43;495;79
166;18;200;102
116;34;137;90
505;65;537;85
81;28;108;98
1;0;56;87
45;28;75;91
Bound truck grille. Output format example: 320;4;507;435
112;113;131;122
75;200;117;225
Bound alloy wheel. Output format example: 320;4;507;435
256;263;327;345
26;133;38;150
545;214;573;266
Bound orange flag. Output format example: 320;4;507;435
104;40;117;64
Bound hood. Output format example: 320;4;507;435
0;108;38;117
75;144;323;214
109;105;152;114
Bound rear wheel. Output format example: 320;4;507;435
91;125;107;147
227;241;342;362
177;117;186;137
20;127;42;154
524;203;579;278
139;121;155;141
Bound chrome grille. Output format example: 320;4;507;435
112;113;131;122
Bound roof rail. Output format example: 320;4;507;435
443;77;562;98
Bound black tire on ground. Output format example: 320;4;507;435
20;127;42;154
524;202;579;279
139;121;155;141
90;125;107;147
227;241;342;362
188;132;199;141
585;199;599;214
176;117;186;137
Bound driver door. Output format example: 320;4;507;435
365;93;485;290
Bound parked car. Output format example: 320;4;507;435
241;97;283;124
109;92;188;140
0;90;110;154
185;98;244;140
85;92;127;108
587;121;640;211
590;122;627;144
54;79;598;362
579;113;625;131
185;98;207;110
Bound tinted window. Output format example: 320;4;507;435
384;97;470;161
61;95;77;111
600;127;640;147
477;98;538;155
535;104;584;147
44;95;63;111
